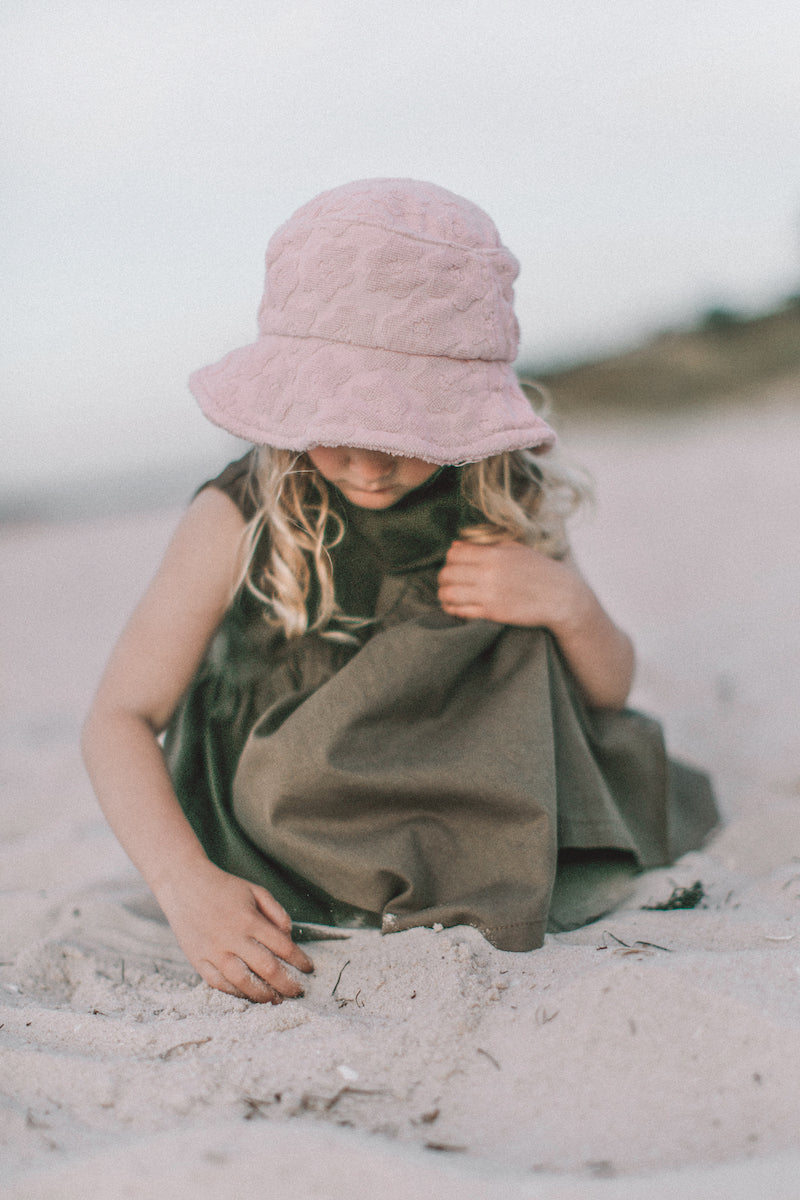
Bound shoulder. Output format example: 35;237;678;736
139;482;249;628
196;450;261;522
86;484;250;734
164;482;248;592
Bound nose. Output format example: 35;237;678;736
348;450;395;481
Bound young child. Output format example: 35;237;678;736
82;178;717;1005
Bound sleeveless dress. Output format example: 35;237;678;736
163;454;718;951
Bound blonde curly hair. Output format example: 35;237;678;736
235;428;590;640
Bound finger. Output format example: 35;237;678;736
251;885;293;933
439;600;487;620
438;563;489;593
243;940;307;997
250;917;314;974
200;955;281;1003
447;539;503;562
438;578;489;604
438;564;480;588
438;584;486;612
222;953;286;1004
445;540;484;564
250;889;314;972
200;963;244;997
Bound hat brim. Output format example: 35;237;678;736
189;333;555;465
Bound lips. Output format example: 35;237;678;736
342;483;395;494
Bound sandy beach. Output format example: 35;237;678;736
2;373;800;1198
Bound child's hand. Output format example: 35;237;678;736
437;538;635;708
437;539;586;632
156;861;314;1004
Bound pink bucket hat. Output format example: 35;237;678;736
189;179;555;464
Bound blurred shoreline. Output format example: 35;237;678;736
5;299;799;526
0;455;227;526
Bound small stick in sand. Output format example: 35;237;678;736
476;1047;501;1070
159;1037;212;1060
331;959;351;996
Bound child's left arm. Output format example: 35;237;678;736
437;540;634;709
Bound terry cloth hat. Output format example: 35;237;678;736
189;178;555;464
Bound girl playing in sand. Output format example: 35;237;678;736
82;179;716;1005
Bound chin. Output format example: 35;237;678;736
344;490;400;509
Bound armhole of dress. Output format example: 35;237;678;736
194;450;260;523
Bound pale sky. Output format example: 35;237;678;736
4;1;800;493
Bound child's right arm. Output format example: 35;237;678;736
81;487;313;1003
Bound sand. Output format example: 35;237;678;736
2;375;800;1198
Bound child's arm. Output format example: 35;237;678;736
81;487;313;1002
437;540;634;709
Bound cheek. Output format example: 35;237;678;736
306;448;344;480
404;461;440;488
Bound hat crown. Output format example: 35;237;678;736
287;178;505;248
257;178;520;362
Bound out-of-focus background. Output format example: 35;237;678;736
3;0;800;518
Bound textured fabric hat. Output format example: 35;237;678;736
189;179;555;464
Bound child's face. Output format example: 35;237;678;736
306;447;439;509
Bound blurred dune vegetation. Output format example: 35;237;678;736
522;297;800;416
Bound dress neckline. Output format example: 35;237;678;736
331;466;474;574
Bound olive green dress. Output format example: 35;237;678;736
163;455;717;951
